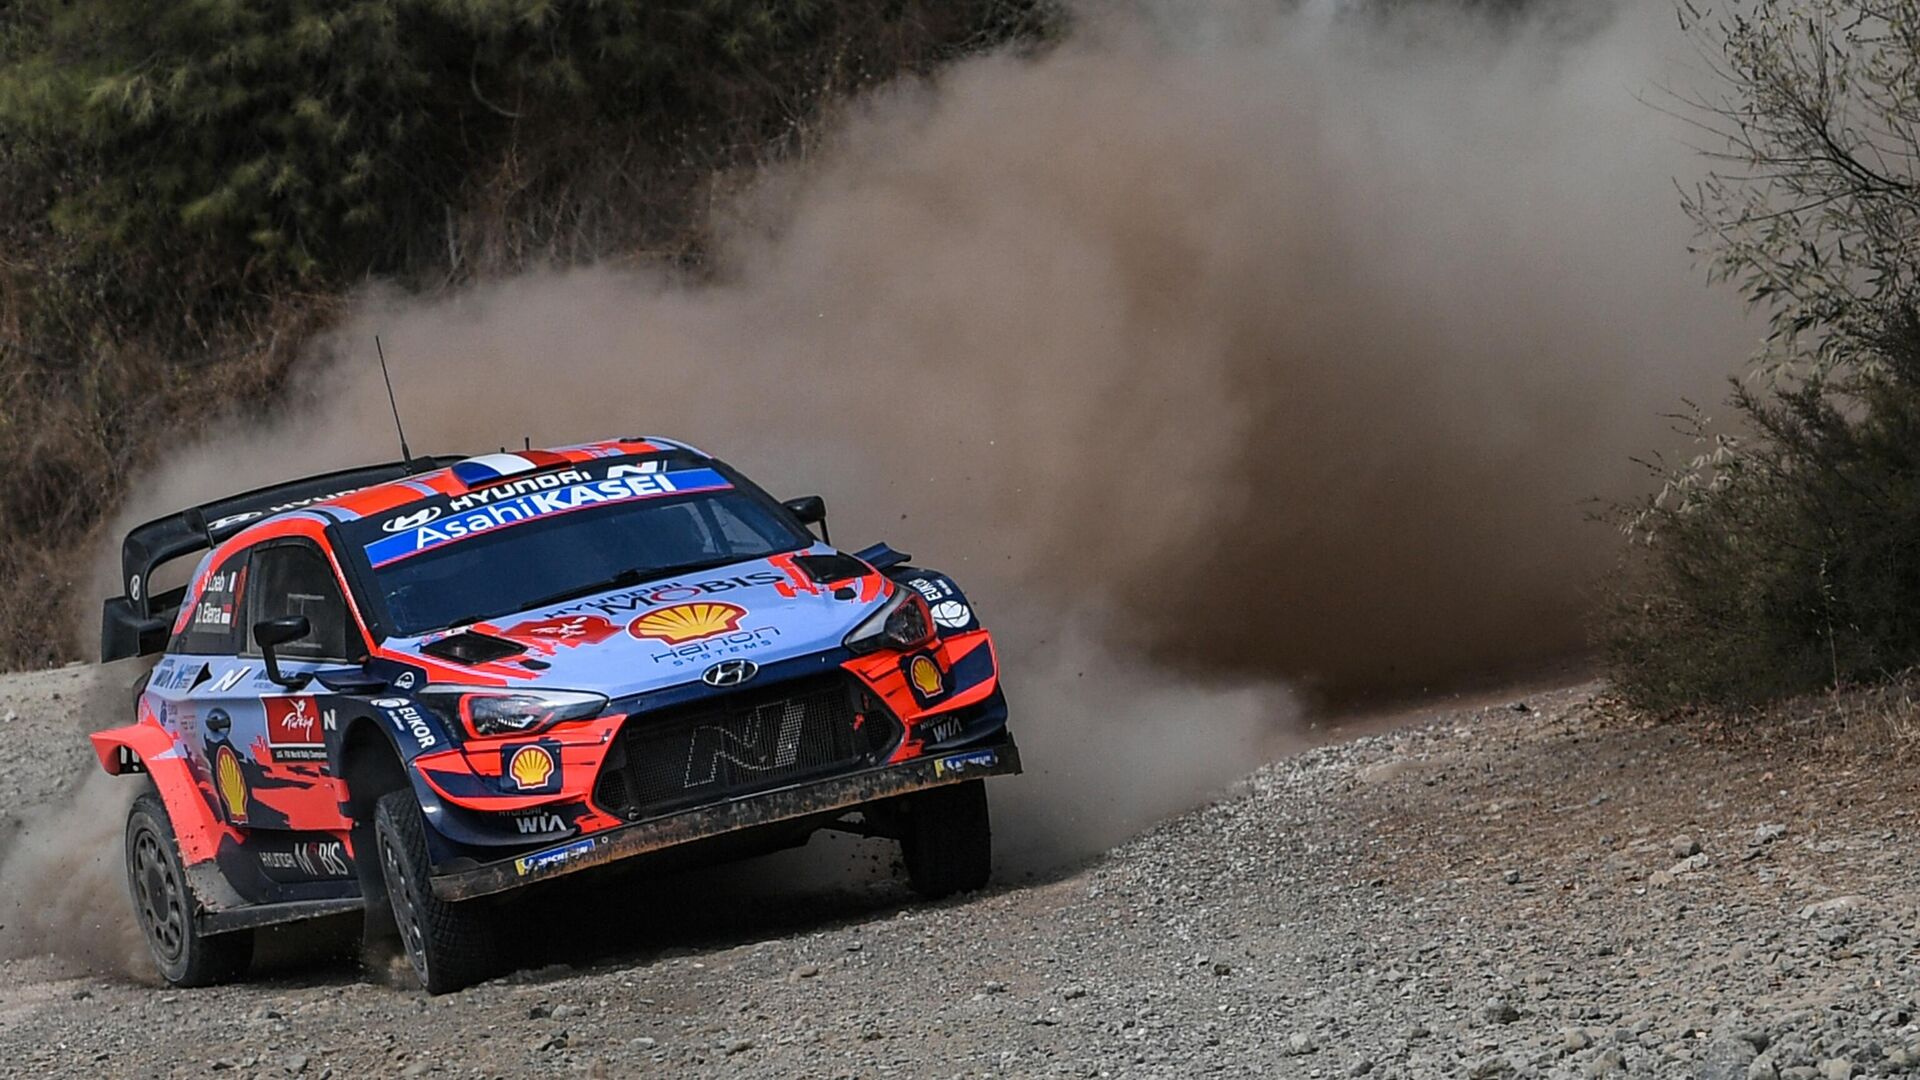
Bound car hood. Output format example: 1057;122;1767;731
383;546;890;699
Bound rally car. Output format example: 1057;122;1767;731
93;438;1016;993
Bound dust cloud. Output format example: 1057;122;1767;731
0;662;154;976
100;0;1749;866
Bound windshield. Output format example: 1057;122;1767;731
360;485;809;637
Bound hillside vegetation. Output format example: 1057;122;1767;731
0;0;1058;667
1605;0;1920;709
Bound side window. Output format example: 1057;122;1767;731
169;551;249;655
246;544;356;661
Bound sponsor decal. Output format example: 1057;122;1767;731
206;666;250;694
502;613;619;649
214;744;248;823
206;487;367;534
558;573;784;618
933;748;997;779
128;574;142;602
514;837;596;877
931;600;972;630
505;744;558;792
908;655;945;699
322;707;338;733
701;659;759;688
381;506;441;532
908;576;954;603
445;469;589;512
377;700;436;750
264;696;326;762
259;842;350;877
364;468;731;566
512;812;567;835
152;661;202;692
923;713;964;745
647;626;780;667
628;602;746;645
393;670;418;690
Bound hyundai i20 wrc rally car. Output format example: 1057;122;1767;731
93;438;1017;993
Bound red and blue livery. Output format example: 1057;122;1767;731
92;438;1017;992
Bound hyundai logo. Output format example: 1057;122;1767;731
382;506;442;532
702;660;759;687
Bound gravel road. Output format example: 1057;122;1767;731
0;671;1914;1079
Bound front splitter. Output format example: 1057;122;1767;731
430;739;1021;901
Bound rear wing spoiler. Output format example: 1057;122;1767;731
102;457;460;662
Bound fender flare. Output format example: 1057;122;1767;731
89;723;226;864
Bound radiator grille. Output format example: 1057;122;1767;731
593;675;897;820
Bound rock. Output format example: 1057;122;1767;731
1285;1033;1316;1056
1584;1050;1628;1076
550;1004;580;1021
1212;961;1232;976
1650;870;1677;887
1819;1060;1854;1080
527;1004;552;1020
789;965;821;981
1749;1055;1780;1080
629;1037;657;1051
1672;835;1702;858
1503;869;1522;885
1061;985;1087;1000
1469;1055;1513;1078
1562;1028;1594;1052
1482;998;1521;1024
725;1039;754;1055
1698;1038;1759;1079
1671;852;1711;875
1798;896;1871;919
1348;1059;1375;1076
1752;823;1787;846
285;1054;310;1074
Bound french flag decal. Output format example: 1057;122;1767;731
450;452;569;487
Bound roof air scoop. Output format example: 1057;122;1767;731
450;452;567;489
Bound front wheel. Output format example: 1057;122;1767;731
373;790;499;994
124;792;252;986
899;780;993;900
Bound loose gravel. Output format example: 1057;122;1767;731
0;677;1914;1078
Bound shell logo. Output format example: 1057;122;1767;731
214;745;248;823
627;602;746;645
909;654;944;698
508;745;555;791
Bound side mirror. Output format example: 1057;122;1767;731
782;495;829;543
253;615;312;691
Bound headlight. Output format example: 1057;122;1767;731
420;686;608;739
843;587;936;654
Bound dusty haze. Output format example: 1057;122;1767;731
78;0;1753;882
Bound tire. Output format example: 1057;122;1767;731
124;792;252;986
899;780;993;900
372;789;498;994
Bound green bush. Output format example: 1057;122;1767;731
1607;0;1920;708
1607;311;1920;708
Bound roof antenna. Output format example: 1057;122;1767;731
523;435;531;452
375;336;415;470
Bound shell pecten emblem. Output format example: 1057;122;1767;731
508;745;556;791
909;654;944;698
627;602;746;644
214;744;248;823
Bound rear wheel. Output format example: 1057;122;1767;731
899;780;993;899
373;790;499;994
124;792;252;986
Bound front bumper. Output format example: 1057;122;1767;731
429;737;1021;900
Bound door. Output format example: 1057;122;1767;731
224;540;362;834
